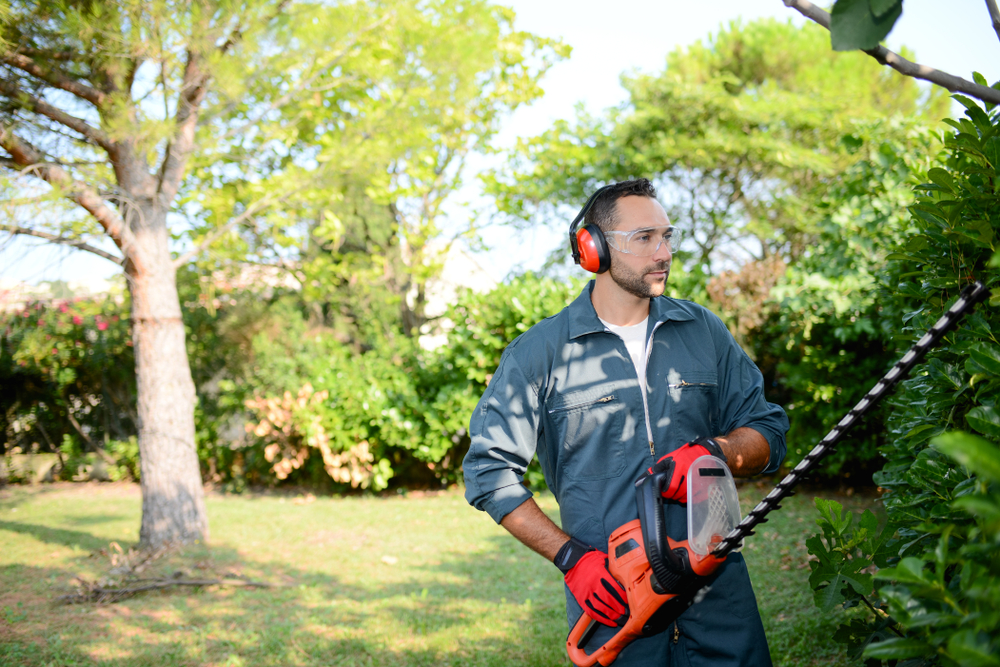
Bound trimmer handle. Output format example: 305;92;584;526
636;471;686;591
566;615;603;667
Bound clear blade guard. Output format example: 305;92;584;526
687;455;741;556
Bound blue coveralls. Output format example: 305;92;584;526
463;281;789;666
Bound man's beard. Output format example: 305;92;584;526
609;259;671;299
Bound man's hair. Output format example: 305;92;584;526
584;178;658;233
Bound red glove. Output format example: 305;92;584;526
638;438;726;504
554;537;627;627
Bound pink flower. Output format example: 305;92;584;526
97;321;108;331
37;319;45;327
58;303;68;313
73;315;82;325
51;348;58;355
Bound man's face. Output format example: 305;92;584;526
606;196;673;299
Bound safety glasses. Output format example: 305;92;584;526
604;226;680;257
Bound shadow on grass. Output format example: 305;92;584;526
0;500;855;667
0;531;568;667
0;519;118;552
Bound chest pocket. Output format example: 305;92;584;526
666;370;720;440
548;388;626;481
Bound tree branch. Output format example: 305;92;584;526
60;576;272;604
0;129;127;250
158;1;294;199
783;0;1000;105
986;0;1000;46
0;225;123;265
2;53;106;107
0;79;115;151
14;48;79;61
156;49;209;200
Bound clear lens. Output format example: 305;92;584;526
608;226;680;257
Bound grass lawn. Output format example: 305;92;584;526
0;481;874;666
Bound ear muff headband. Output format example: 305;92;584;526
569;185;614;274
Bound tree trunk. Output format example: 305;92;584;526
128;203;208;547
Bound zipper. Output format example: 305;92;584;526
643;321;665;457
547;394;615;414
667;380;717;388
672;622;680;644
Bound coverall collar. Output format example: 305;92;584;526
568;280;695;341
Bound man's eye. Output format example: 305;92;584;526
636;234;651;243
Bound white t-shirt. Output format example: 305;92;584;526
599;316;649;400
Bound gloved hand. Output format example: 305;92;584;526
554;537;628;627
637;438;726;504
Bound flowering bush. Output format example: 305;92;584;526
1;290;135;455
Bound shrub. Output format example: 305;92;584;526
806;96;1000;665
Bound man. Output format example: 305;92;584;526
463;179;789;666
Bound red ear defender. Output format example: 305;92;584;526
569;184;615;274
576;224;611;274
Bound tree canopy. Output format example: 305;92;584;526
0;0;564;545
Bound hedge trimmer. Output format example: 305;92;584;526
567;281;990;667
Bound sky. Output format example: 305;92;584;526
3;0;1000;287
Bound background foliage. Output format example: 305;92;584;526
0;18;965;489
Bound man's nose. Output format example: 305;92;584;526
652;240;672;263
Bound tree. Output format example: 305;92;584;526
488;20;945;278
0;0;561;546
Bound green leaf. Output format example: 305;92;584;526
946;630;1000;667
904;235;929;252
954;94;983;113
953;219;995;247
903;423;943;443
973;71;989;88
812;570;870;611
932;430;1000;482
863;637;933;660
969;342;1000;375
943;118;964;132
906;450;952;487
868;0;900;17
910;205;948;229
966;405;1000;438
875;557;929;584
984;136;1000;170
952;495;1000;521
965;102;994;134
815;497;853;534
927;168;957;193
830;0;903;51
